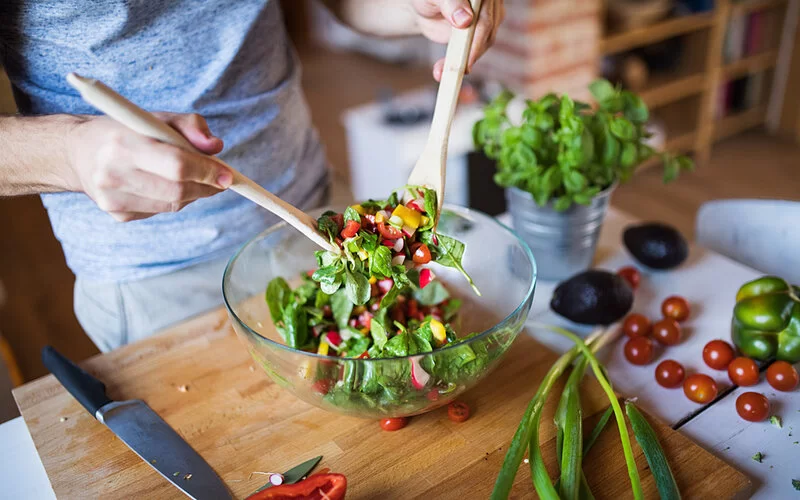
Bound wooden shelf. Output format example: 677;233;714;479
722;50;779;80
713;105;768;140
665;131;697;153
730;0;788;16
601;12;715;55
640;73;707;109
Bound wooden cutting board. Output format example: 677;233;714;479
13;307;751;499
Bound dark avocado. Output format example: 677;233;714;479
550;270;634;325
623;222;688;270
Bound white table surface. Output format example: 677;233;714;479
2;207;798;499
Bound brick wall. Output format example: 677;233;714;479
471;0;602;102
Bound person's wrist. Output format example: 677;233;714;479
62;114;94;193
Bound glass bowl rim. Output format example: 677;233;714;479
221;204;537;362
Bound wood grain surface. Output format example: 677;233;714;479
13;307;751;499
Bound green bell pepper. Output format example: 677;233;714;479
731;276;800;363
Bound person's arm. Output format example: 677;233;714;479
320;0;505;81
0;113;232;222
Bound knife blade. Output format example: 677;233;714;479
42;346;233;500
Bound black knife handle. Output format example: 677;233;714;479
42;346;112;417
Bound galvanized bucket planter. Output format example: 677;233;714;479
505;183;616;281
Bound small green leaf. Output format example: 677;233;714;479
330;289;353;329
521;125;543;149
589;79;616;103
622;92;649;123
344;206;360;224
610;117;636;141
676;156;695;171
553;195;573;211
514;142;537;167
792;479;800;491
752;452;764;463
564;171;588;193
663;157;680;183
620;142;638;168
770;415;782;428
265;277;292;325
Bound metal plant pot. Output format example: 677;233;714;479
505;184;616;281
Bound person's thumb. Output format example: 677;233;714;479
439;0;474;28
156;112;224;155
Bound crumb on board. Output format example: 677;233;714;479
249;366;255;372
752;452;764;463
523;459;529;464
59;417;67;423
151;459;157;464
177;385;189;393
173;472;180;477
184;474;192;480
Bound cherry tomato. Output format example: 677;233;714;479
624;337;655;365
377;222;402;240
411;243;432;265
702;340;736;370
312;379;333;395
655;359;685;388
652;318;682;346
617;266;641;290
765;361;799;392
735;392;770;422
661;296;690;322
728;357;759;386
448;401;471;423
340;219;361;239
623;313;651;338
683;373;718;403
379;417;409;431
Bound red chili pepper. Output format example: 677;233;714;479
245;473;347;500
340;220;361;239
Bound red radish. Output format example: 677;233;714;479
340;220;360;239
419;268;435;289
392;255;406;266
370;301;380;312
381;239;395;247
377;278;394;294
358;351;370;359
325;331;342;347
402;226;416;238
359;311;373;329
407;199;424;212
392;239;404;253
410;358;430;390
348;318;358;328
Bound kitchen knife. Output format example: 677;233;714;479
41;346;233;500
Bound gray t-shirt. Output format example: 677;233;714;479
0;0;328;282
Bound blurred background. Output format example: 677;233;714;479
1;0;799;420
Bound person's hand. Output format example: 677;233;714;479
411;0;505;81
66;113;232;222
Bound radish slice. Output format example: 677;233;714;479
392;255;406;266
325;331;342;346
407;199;424;212
419;268;435;289
402;226;416;238
410;358;430;390
377;278;394;294
392;238;404;253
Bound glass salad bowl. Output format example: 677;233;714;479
222;205;537;419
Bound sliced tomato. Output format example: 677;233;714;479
340;220;361;239
411;243;432;264
311;379;333;395
377;222;403;239
245;473;347;500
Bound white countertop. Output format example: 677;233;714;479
3;207;798;499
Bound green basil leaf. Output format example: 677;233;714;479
513;142;537;167
521;124;543;149
369;245;393;279
663;157;679;183
610;117;636;141
676;156;695;171
622;92;649;123
589;79;616;104
620;142;638;167
265;277;292;325
564;171;588;193
553;195;573;211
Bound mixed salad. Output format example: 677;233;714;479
263;186;505;412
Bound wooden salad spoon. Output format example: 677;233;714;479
406;0;483;224
66;73;340;254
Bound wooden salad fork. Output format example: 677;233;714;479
66;73;340;254
406;0;483;225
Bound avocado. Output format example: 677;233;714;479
550;270;634;325
623;222;688;270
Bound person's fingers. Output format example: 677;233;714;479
440;0;474;28
93;190;189;216
108;211;155;223
130;136;233;188
154;112;224;155
467;0;498;71
433;58;445;82
116;168;223;202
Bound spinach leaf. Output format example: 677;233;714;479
361;232;379;253
420;187;438;230
314;289;329;310
441;298;462;322
316;211;340;242
413;280;450;306
409;330;433;355
294;282;318;304
344;206;361;224
265;277;292;325
281;301;308;348
420;232;480;295
370;308;389;350
330;289;354;329
344;266;370;305
360;199;384;211
369;245;393;278
382;333;410;357
342;335;371;358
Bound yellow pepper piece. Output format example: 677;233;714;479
430;319;447;346
298;361;312;379
421;215;430;227
392;205;422;230
375;211;386;223
368;276;377;284
352;204;365;215
359;327;369;336
317;342;329;356
358;249;369;260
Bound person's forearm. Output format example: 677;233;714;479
0;114;83;196
319;0;421;37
